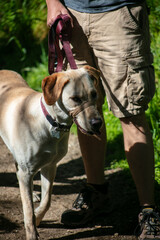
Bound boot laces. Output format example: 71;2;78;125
137;209;160;236
72;187;94;209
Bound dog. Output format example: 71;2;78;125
0;66;103;240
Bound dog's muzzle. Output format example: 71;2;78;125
69;102;102;136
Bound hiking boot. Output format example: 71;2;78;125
136;208;160;240
61;183;109;226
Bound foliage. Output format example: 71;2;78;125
23;47;49;92
146;91;160;182
147;0;160;33
147;0;160;81
0;0;47;72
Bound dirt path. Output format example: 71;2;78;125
0;134;138;240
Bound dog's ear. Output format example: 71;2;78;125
42;72;69;105
83;65;100;87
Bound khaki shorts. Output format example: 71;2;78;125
66;2;155;118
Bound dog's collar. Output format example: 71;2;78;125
40;97;71;132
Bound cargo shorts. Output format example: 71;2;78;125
66;1;155;118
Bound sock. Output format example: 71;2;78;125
88;182;109;194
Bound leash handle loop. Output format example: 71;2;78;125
48;14;77;74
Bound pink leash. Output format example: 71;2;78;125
48;14;77;74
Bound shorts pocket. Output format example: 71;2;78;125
127;54;155;106
120;2;148;32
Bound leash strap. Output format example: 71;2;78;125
48;14;77;74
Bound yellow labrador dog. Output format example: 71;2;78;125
0;66;102;240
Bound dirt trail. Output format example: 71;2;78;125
0;134;138;240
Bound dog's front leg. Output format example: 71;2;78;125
35;162;57;226
17;169;38;240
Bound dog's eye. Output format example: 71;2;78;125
71;96;82;103
91;90;97;100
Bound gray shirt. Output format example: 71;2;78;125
62;0;145;13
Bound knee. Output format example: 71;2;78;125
120;113;152;150
120;113;151;134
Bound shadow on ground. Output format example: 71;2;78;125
1;135;160;239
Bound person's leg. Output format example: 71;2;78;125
61;9;108;226
120;113;155;206
64;9;107;185
77;128;106;185
89;3;155;207
61;105;108;226
122;114;160;240
77;106;106;185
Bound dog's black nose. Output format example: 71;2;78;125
90;117;102;133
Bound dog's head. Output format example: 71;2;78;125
42;65;103;135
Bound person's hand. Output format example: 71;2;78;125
46;0;73;27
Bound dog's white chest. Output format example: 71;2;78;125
34;132;69;170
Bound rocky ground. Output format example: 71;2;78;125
0;134;139;240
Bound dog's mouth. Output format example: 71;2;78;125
73;118;101;136
70;103;102;137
